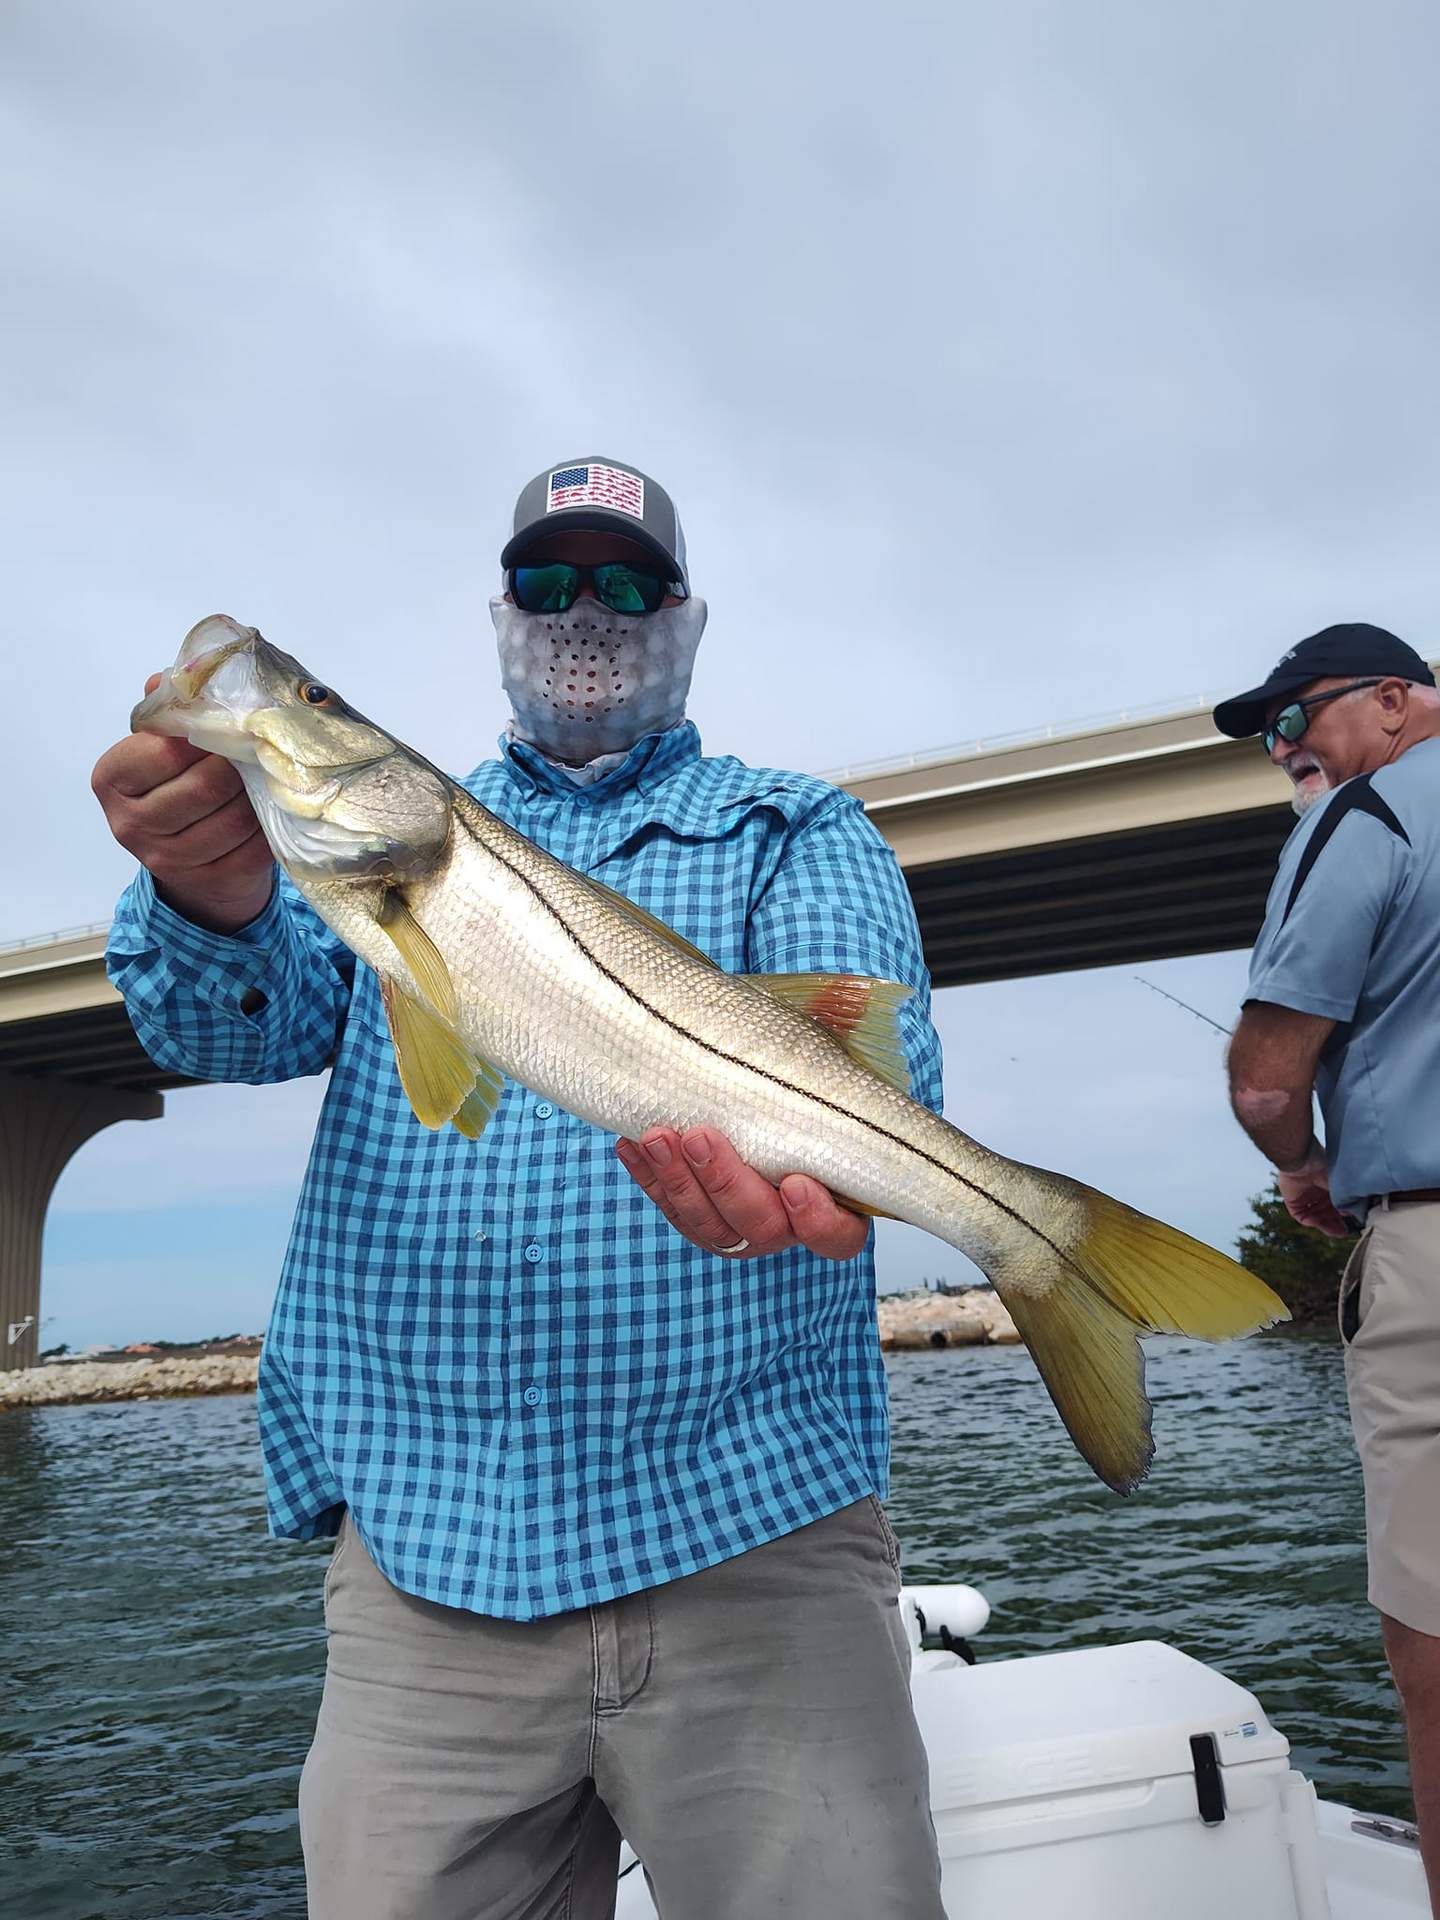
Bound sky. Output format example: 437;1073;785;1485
5;0;1439;1347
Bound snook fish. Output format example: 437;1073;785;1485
133;615;1287;1493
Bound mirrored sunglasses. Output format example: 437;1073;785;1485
1260;679;1383;754
508;562;679;616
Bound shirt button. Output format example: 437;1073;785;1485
535;1103;554;1120
522;1385;544;1408
524;1243;544;1264
473;1230;487;1244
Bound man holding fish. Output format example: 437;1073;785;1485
93;458;1280;1918
92;458;956;1918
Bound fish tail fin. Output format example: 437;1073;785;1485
985;1183;1289;1495
1000;1281;1156;1496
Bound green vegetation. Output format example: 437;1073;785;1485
1235;1179;1357;1326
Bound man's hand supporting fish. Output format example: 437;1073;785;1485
126;613;1287;1496
617;1126;871;1262
93;673;275;935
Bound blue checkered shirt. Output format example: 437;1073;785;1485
107;722;943;1619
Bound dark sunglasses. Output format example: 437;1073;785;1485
1261;679;1383;754
507;561;681;616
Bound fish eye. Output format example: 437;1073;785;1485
299;682;332;705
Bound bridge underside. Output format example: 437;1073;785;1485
908;805;1292;990
0;1003;186;1093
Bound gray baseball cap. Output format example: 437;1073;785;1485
500;457;689;590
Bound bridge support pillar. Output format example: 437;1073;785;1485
0;1071;163;1374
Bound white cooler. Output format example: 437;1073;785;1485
920;1638;1331;1918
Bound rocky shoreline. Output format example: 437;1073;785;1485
0;1291;1014;1411
0;1352;261;1410
877;1287;1018;1350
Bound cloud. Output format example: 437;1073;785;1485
8;0;1440;933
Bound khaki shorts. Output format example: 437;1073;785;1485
1340;1196;1440;1635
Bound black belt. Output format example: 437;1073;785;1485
1372;1188;1440;1205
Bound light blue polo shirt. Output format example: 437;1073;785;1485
1245;737;1440;1213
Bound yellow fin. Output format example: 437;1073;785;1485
379;893;457;1023
987;1190;1289;1494
1001;1281;1156;1495
751;973;914;1095
1073;1192;1292;1341
380;977;477;1129
580;873;717;969
450;1063;507;1140
830;1190;900;1222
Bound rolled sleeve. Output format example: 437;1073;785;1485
106;866;354;1083
745;790;943;1114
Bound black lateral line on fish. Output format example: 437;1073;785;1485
454;801;1079;1272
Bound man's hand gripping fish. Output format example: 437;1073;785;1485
133;615;1288;1494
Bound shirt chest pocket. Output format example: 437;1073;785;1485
589;823;774;976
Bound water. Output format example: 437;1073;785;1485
885;1332;1409;1820
0;1333;1410;1917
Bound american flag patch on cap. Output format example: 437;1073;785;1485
546;464;645;520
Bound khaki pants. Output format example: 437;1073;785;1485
299;1498;945;1920
1340;1196;1440;1634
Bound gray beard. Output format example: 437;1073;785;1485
1292;774;1331;817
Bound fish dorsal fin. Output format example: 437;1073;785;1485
380;976;488;1130
450;1061;507;1140
750;973;914;1096
378;892;458;1023
580;872;718;970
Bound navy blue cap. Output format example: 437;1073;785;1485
1213;623;1435;738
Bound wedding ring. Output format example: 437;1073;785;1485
714;1237;750;1256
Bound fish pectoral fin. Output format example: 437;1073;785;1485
450;1061;507;1140
749;973;914;1095
579;874;719;969
378;892;458;1024
380;977;480;1129
380;960;507;1139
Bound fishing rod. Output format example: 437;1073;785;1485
1133;976;1233;1038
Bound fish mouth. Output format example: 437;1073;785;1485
130;616;264;745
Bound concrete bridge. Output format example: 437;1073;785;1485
0;695;1296;1371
